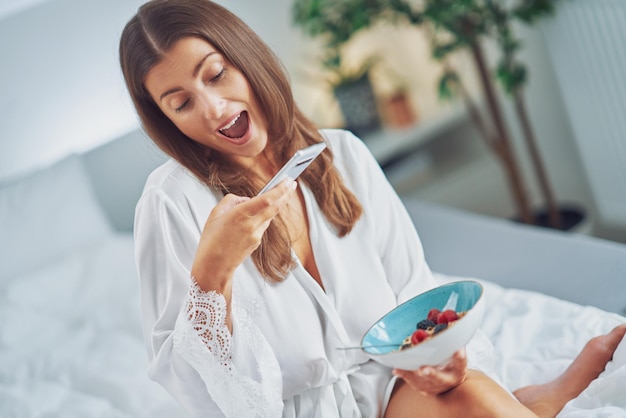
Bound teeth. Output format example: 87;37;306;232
220;114;240;132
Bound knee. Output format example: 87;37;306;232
446;370;530;418
386;370;531;418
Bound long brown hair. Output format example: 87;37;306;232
120;0;362;282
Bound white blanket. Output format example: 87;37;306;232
0;235;188;418
0;234;623;417
449;274;626;417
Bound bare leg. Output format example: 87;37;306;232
385;324;626;418
514;324;626;418
385;369;536;418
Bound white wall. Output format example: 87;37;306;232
497;21;596;214
541;0;626;230
0;0;145;179
0;0;300;180
1;0;597;234
0;0;52;17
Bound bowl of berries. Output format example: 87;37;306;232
360;280;485;370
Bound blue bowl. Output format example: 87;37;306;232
360;280;485;369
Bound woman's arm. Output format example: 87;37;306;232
134;187;226;415
134;182;294;416
333;131;437;300
190;181;297;332
337;131;466;395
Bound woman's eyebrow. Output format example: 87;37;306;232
193;51;216;77
159;51;217;101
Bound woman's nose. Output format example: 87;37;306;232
199;91;226;120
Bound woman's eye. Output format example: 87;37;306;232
209;68;226;83
174;99;191;113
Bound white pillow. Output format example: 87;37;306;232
0;154;113;281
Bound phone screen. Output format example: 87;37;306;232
257;143;327;195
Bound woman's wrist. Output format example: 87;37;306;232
191;262;234;295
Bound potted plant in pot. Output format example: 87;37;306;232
292;0;586;231
293;2;384;136
328;52;383;137
427;0;584;229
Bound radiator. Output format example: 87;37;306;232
541;0;626;227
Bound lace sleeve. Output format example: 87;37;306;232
183;280;233;371
173;280;283;417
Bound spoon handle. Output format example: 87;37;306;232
337;343;401;350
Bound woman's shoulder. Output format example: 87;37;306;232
320;128;362;147
320;129;372;161
320;128;377;169
138;158;219;210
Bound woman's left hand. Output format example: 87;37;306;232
392;348;467;396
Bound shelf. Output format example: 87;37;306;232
361;101;469;166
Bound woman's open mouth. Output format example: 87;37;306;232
219;111;250;140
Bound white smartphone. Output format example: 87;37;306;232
257;142;327;195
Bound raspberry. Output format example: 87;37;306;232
436;309;459;324
427;308;441;322
416;319;436;330
411;329;429;345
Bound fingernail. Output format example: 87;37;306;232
290;180;298;190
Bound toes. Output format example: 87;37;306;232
613;323;626;336
607;323;626;346
585;324;626;362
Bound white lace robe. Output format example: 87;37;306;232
134;129;489;417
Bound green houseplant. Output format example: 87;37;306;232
293;0;579;229
292;3;384;136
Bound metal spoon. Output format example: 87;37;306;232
337;343;401;350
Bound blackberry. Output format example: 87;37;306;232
433;323;448;334
416;319;436;330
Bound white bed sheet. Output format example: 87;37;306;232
0;234;624;417
436;273;626;417
0;234;188;418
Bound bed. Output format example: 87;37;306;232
1;131;625;417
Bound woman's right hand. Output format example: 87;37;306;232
191;179;297;295
392;348;468;396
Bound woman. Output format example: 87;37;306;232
119;1;626;417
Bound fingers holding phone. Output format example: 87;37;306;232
191;142;326;294
191;179;297;293
258;143;326;195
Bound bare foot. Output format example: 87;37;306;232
513;324;626;418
